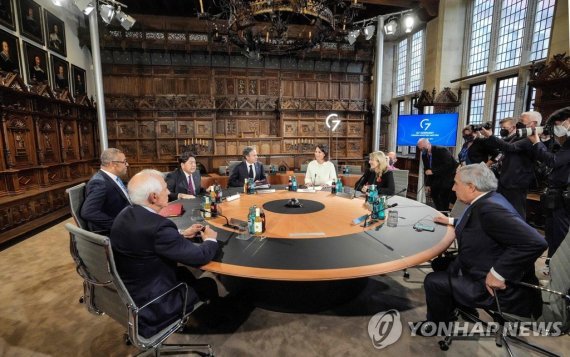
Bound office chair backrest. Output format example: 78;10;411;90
300;164;308;173
449;199;468;218
392;170;409;197
228;161;242;176
346;165;362;175
540;229;570;332
66;183;88;229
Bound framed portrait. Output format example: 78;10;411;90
18;0;43;45
50;55;68;90
71;65;86;96
0;29;21;74
0;0;15;30
44;10;65;56
23;41;48;84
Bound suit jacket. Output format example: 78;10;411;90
453;191;547;316
466;138;500;164
487;135;535;189
110;205;218;338
165;168;203;202
533;138;570;189
421;146;457;188
80;170;130;235
354;169;395;195
228;161;266;187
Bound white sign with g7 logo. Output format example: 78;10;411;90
368;309;403;349
325;113;341;131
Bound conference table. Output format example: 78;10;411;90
169;186;455;311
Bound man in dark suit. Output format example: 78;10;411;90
110;169;219;338
166;151;203;201
417;138;457;211
80;148;131;235
419;163;546;330
228;146;266;187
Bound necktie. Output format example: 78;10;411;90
116;177;130;201
248;164;254;179
187;175;195;195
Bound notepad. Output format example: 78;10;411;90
297;188;316;193
159;203;185;217
225;194;241;201
255;184;271;189
257;189;276;193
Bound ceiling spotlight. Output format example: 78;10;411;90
74;0;95;15
363;25;375;40
383;17;398;36
116;10;136;30
99;3;116;24
347;29;360;45
403;14;415;33
51;0;64;6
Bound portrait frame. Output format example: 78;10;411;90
71;65;86;96
17;0;44;45
50;54;69;91
23;41;48;84
0;0;16;30
44;9;65;56
0;29;22;74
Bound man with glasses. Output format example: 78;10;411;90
166;151;204;201
81;148;131;235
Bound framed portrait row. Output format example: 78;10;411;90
0;0;85;96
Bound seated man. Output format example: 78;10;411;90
110;169;219;338
228;146;266;187
81;148;131;235
419;163;546;332
166;151;204;201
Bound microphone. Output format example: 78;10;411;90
378;202;398;213
199;209;239;229
313;173;317;188
385;188;407;202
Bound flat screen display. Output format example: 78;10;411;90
396;113;459;147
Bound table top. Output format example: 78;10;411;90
170;188;454;281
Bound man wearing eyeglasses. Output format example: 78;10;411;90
81;148;131;235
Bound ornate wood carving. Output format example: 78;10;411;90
529;53;570;121
414;87;462;113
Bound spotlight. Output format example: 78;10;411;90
363;25;375;40
99;3;116;24
116;10;136;30
74;0;95;15
51;0;64;6
403;14;415;33
383;17;398;35
347;29;360;45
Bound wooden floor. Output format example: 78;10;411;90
0;218;568;356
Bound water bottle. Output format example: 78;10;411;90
292;176;298;192
248;206;256;234
336;179;342;194
248;178;255;194
378;196;386;220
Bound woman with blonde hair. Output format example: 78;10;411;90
354;151;395;195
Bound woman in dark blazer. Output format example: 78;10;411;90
354;151;395;195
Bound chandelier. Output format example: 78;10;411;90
209;0;362;57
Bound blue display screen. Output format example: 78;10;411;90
396;113;459;147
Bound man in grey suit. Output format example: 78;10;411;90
166;151;203;201
81;148;131;235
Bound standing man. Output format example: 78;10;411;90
387;151;398;171
418;164;546;329
481;112;539;218
528;107;570;267
417;138;457;211
166;151;204;201
110;169;219;338
228;146;266;187
81;148;131;235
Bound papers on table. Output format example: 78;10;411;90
225;194;241;201
297;188;316;193
255;184;271;189
257;189;276;194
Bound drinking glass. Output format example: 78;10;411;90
387;210;398;227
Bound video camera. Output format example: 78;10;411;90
470;121;493;132
517;125;553;138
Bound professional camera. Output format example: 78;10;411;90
470;121;493;132
517;126;545;137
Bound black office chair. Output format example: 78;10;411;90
66;183;88;229
66;223;214;356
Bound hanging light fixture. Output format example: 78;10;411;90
116;9;136;30
363;24;375;40
99;3;116;24
403;13;415;33
383;17;398;35
347;29;360;45
74;0;95;15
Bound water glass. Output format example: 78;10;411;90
191;208;204;223
387;210;398;227
236;222;251;240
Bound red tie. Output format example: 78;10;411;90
187;176;195;195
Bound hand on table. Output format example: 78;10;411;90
433;216;450;225
178;193;196;200
181;224;204;238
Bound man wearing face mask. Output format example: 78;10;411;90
458;126;499;166
481;112;540;219
528;107;570;268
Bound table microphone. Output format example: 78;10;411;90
384;188;407;202
199;209;239;229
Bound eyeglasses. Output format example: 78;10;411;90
112;160;128;165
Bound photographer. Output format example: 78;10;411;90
528;107;570;268
458;124;499;166
481;112;540;218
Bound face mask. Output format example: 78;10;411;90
463;135;474;142
500;128;510;138
540;136;550;142
515;122;526;129
553;125;568;137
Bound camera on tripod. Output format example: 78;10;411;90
470;121;493;132
517;126;551;137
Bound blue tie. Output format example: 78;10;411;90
116;177;128;195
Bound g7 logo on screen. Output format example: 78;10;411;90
325;113;341;131
420;118;431;131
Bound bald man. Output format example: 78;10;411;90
417;138;457;211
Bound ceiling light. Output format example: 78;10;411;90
74;0;95;15
51;0;64;6
363;25;375;40
383;18;398;36
116;10;136;30
347;29;360;45
99;3;116;24
403;14;415;33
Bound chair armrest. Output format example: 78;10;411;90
138;282;189;319
510;280;570;300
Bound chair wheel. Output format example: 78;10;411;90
439;340;449;351
124;333;132;346
403;272;410;279
79;296;84;304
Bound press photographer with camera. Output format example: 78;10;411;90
458;123;499;166
528;107;570;269
481;112;541;218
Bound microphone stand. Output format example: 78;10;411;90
361;203;398;227
200;209;239;230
